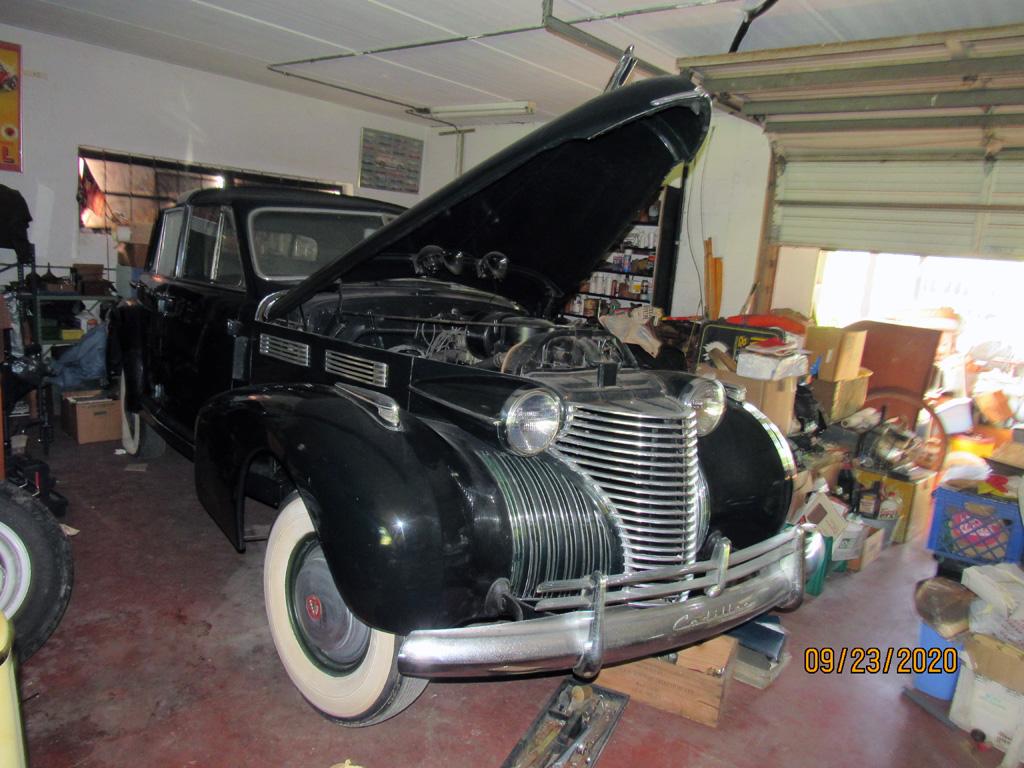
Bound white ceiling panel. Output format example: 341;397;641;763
379;0;544;37
38;0;347;62
288;55;502;108
201;0;448;54
5;0;1024;126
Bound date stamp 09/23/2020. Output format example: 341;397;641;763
804;647;959;675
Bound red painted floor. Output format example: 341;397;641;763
19;434;1002;767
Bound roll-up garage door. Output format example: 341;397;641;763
771;160;1024;259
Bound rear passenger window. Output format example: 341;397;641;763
181;205;220;281
153;209;184;276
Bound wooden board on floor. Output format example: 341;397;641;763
596;635;738;727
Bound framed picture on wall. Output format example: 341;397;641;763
0;41;22;172
359;128;423;194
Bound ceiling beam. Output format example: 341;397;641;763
677;22;1024;69
701;55;1024;92
767;113;1024;133
743;87;1024;116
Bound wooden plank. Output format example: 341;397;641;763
701;55;1024;94
767;113;1024;133
753;157;779;314
777;200;1024;214
596;635;738;727
677;22;1024;69
703;237;714;317
743;87;1024;116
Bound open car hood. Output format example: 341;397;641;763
269;76;712;320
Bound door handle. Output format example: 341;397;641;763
157;296;177;315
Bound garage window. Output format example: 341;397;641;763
816;250;1024;354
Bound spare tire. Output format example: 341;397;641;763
0;482;73;660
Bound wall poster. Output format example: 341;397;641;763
0;42;21;172
359;128;422;194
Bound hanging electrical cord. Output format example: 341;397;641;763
729;0;780;53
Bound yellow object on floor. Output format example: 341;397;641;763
0;614;27;768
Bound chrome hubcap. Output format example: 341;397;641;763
288;538;370;672
0;521;32;618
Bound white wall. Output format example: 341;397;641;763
772;246;821;316
421;123;538;196
671;109;772;317
0;23;450;270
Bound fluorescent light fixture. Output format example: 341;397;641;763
424;101;536;120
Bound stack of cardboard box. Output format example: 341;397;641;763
805;327;871;423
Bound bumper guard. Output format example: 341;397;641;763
398;524;824;679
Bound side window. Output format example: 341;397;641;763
181;205;220;281
212;209;244;288
153;209;184;276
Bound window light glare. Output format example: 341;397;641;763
212;175;225;188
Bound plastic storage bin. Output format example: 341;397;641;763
913;621;961;700
927;487;1024;566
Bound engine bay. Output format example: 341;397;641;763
296;280;633;375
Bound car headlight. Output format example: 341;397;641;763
680;377;726;436
501;389;562;456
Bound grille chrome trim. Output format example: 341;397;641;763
325;350;389;388
553;401;707;577
258;334;310;367
480;452;621;598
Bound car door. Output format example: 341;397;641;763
135;206;185;413
159;204;249;442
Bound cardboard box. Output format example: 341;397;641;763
831;518;868;561
811;367;872;423
62;389;122;444
854;468;936;544
951;634;1024;751
696;364;797;434
597;635;737;727
805;327;866;382
786;470;814;525
797;491;850;540
848;526;884;571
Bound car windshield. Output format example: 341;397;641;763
249;208;389;280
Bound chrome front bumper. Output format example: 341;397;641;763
398;524;824;679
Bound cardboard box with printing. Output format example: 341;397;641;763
805;327;866;382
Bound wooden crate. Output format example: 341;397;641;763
596;635;738;727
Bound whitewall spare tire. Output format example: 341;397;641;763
0;482;73;660
264;495;427;725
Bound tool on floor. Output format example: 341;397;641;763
501;679;627;768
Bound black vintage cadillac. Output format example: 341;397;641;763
112;75;823;726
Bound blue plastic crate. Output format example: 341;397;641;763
927;486;1024;566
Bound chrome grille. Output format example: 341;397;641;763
480;451;621;598
325;350;388;388
554;401;704;575
258;334;310;367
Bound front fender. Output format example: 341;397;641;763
194;383;513;635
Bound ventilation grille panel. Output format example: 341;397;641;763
258;334;310;367
325;350;388;388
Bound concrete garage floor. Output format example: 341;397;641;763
19;434;1003;768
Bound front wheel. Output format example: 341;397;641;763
264;496;427;726
0;482;73;660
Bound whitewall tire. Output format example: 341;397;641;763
264;495;427;725
119;374;164;458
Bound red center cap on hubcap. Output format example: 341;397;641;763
305;594;323;622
